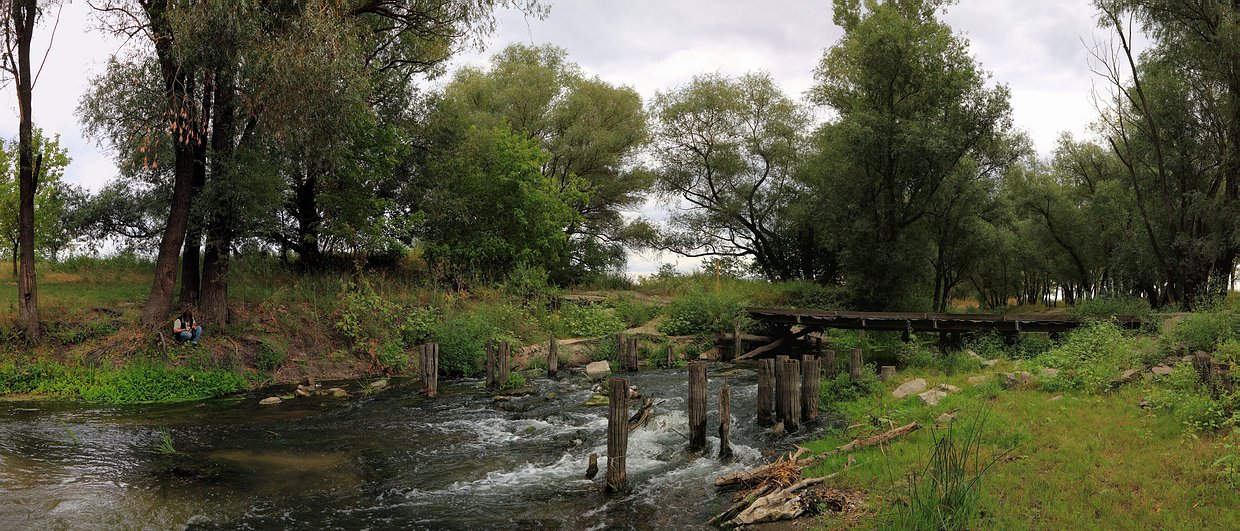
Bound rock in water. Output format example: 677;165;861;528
369;379;389;390
893;378;928;399
584;361;611;382
585;453;599;479
259;396;282;405
326;387;350;398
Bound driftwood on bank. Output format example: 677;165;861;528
714;422;920;487
729;476;829;526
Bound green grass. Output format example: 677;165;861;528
802;365;1239;529
0;362;246;403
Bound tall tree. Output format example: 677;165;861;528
805;0;1013;309
649;72;827;281
431;44;650;283
0;0;54;340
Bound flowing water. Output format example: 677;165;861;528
0;366;835;529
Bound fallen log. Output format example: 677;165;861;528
735;328;814;361
729;476;828;526
714;422;920;487
708;482;777;526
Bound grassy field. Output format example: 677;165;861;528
797;357;1238;529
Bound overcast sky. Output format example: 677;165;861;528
0;0;1120;274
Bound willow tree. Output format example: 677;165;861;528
805;0;1013;309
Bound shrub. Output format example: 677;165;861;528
657;289;747;336
433;303;523;377
1071;295;1152;321
552;303;626;338
1169;311;1239;353
377;339;409;373
777;281;849;310
501;371;527;390
820;369;880;405
503;262;554;305
1032;322;1146;393
590;335;620;363
964;331;1008;361
608;295;662;328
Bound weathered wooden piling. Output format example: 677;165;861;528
774;354;789;423
548;336;558;378
628;337;640;372
757;358;775;427
801;355;819;423
824;349;837;378
485;339;496;390
849;347;863;380
607;377;630;492
498;342;511;388
688;361;708;452
718;382;733;460
617;334;627;369
880;365;896;382
781;359;802;432
666;344;676;368
420;343;439;397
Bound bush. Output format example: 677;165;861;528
501;371;527;390
1071;295;1152;321
433;303;523;377
377;339;409;372
503;262;554;305
590;335;620;363
552;303;626;338
964;331;1008;361
608;295;661;328
657;289;747;336
776;281;849;310
1169;311;1239;353
1032;322;1147;393
820;369;880;405
897;340;980;376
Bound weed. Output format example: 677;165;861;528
657;289;747;336
501;371;527;390
158;428;176;454
889;409;1008;530
552;303;626;338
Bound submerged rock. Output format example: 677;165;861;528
893;378;928;399
259;396;282;405
585;361;611;382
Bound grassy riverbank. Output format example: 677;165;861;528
798;317;1240;529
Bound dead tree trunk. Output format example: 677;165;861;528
688;361;708;452
757;358;775;427
719;382;733;460
607;377;630;492
801;355;819;423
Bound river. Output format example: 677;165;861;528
0;365;833;529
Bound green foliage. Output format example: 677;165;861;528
377;339;409;373
656;289;747;336
1031;322;1155;393
335;279;433;372
550;303;626;338
820;369;880;406
899;343;981;376
889;411;1006;531
158;428;176;455
1071;296;1152;321
46;318;117;346
0;128;77;262
590;335;619;363
776;281;850;310
432;303;523;377
416;125;578;281
256;338;289;372
503;263;555;305
607;295;661;328
501;371;527;390
1168;311;1239;353
1216;338;1240;364
1148;364;1238;434
0;362;245;403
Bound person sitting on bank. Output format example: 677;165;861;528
173;310;202;345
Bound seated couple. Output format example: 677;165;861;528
173;310;203;345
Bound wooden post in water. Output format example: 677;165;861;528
485;339;496;390
688;361;708;452
617;334;627;370
757;358;775;427
666;344;675;368
628;337;640;372
801;355;819;423
824;349;837;378
718;382;733;460
782;359;802;432
548;336;558;378
606;377;630;492
774;354;789;423
849;347;863;380
421;343;439;397
498;342;511;388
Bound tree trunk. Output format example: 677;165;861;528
139;7;199;328
178;77;213;307
294;171;322;269
12;0;39;341
199;67;238;325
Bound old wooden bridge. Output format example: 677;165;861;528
727;308;1146;360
